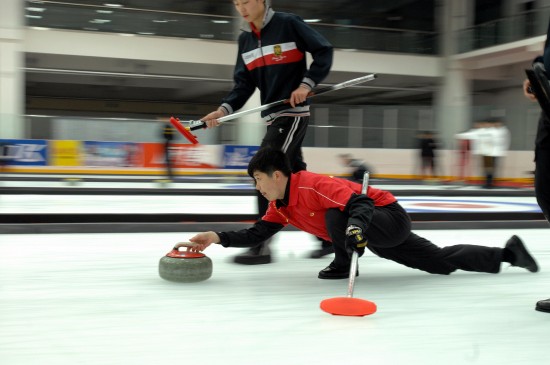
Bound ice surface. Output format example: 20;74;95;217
1;229;549;365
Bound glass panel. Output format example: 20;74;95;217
24;2;437;55
456;7;550;53
19;101;538;151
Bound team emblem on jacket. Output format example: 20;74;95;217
272;45;286;62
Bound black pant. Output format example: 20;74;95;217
163;141;173;179
256;116;309;216
325;203;503;275
482;155;497;187
535;113;550;222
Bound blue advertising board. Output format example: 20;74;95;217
223;145;260;169
0;139;48;166
83;141;141;167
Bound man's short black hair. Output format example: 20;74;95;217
247;147;292;178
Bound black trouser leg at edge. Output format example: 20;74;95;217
534;113;550;222
534;114;550;312
535;148;550;222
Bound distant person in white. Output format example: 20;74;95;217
456;118;510;188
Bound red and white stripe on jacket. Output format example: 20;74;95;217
242;42;305;71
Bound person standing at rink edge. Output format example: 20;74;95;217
523;19;550;313
187;147;539;281
200;0;333;264
455;119;510;189
417;130;439;181
161;120;176;180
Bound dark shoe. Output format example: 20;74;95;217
535;298;550;313
233;240;272;265
309;243;334;259
318;262;358;280
505;235;539;272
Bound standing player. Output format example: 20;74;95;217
522;20;550;313
200;0;333;264
417;130;439;181
161;121;176;180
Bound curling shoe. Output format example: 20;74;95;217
318;262;358;280
505;235;539;272
535;298;550;313
233;239;272;265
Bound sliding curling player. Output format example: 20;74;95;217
185;147;539;282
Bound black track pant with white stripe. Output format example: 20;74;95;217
257;115;309;217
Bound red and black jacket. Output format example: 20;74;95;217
218;171;397;247
220;8;333;119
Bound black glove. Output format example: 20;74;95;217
345;225;367;256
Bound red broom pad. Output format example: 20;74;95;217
170;117;199;144
320;297;377;317
320;171;376;317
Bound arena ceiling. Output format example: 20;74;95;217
23;0;528;116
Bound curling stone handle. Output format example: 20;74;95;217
173;242;199;250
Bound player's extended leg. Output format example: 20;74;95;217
369;232;538;275
319;202;538;276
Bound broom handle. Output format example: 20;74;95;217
347;251;359;298
188;74;377;131
347;170;370;298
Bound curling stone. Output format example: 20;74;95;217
159;242;212;283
